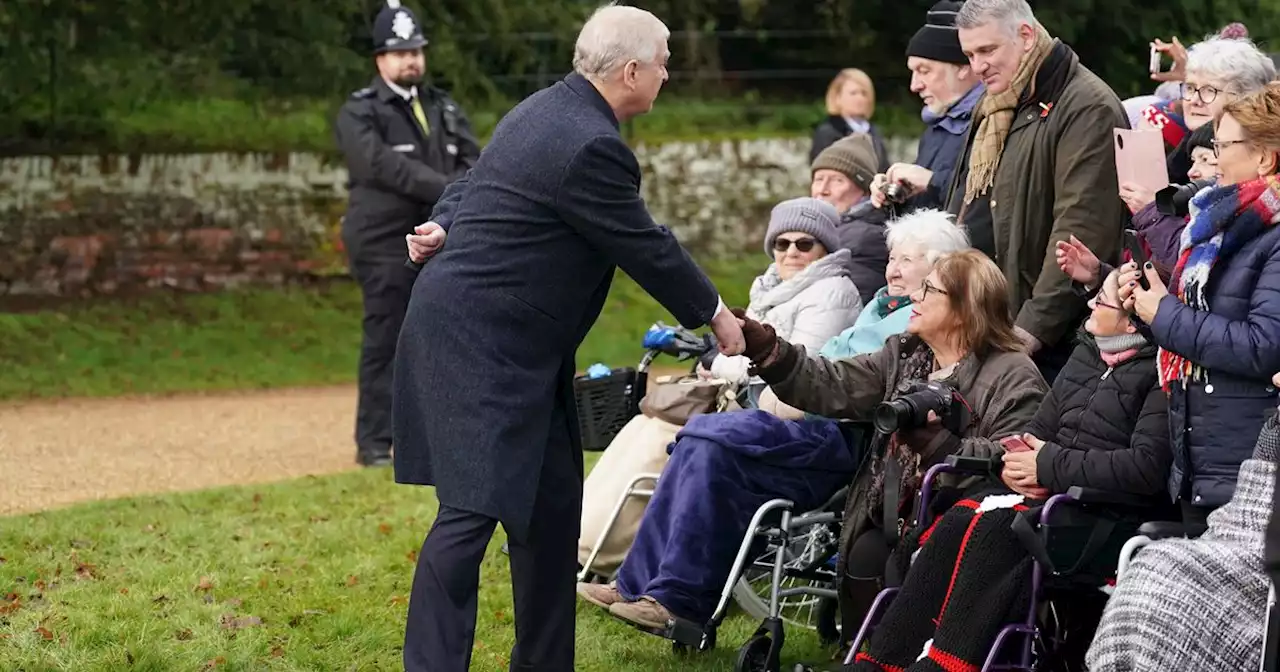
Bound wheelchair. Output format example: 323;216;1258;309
841;455;1163;672
579;416;871;672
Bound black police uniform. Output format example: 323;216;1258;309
334;4;481;465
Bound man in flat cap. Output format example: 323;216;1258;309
334;0;480;467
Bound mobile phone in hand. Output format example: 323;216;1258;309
1001;436;1032;452
1123;229;1151;290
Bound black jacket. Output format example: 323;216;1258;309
1024;335;1171;497
334;77;481;260
837;201;889;305
809;116;890;171
391;74;719;540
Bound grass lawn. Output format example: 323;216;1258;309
0;457;830;671
0;259;763;402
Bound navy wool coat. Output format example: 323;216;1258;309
392;74;720;540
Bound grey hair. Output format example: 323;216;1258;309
885;209;971;263
572;3;669;78
1186;37;1276;96
955;0;1037;36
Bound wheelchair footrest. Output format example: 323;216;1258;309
610;611;716;651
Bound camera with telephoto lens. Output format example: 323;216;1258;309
873;381;968;435
881;180;910;205
1157;178;1215;218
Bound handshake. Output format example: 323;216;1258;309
710;308;780;364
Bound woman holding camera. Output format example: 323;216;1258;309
577;210;969;633
739;248;1047;650
844;267;1173;672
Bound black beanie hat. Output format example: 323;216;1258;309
906;1;967;66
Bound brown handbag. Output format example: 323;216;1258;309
638;375;735;425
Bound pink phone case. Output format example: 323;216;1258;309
1001;436;1032;453
1114;128;1169;194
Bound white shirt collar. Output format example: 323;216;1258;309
383;78;417;101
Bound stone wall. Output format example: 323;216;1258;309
0;136;918;298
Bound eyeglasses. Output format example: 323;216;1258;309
921;279;948;299
773;237;817;253
1181;82;1235;105
1088;294;1125;312
1211;139;1250;158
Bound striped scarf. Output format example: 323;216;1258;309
1159;175;1280;389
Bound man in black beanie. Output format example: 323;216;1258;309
870;0;982;211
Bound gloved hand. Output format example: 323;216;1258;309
731;308;778;365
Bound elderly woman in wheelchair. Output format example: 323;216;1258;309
577;196;862;575
578;242;1046;642
840;266;1175;672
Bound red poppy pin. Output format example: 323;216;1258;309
1039;102;1054;119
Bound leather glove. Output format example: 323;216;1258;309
731;308;778;365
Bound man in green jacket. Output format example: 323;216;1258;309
885;0;1127;382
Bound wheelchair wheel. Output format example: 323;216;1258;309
732;522;840;632
735;634;773;672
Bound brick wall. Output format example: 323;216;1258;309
0;136;918;299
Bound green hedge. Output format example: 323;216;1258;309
62;95;925;155
3;0;1274;155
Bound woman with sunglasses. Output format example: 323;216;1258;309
697;197;863;398
837;266;1173;672
734;248;1048;655
576;210;971;636
1119;82;1280;528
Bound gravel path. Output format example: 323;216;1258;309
0;386;362;517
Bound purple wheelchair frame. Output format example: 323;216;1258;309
841;456;1092;672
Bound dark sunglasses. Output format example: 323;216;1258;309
773;237;817;253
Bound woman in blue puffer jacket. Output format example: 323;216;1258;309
1121;83;1280;526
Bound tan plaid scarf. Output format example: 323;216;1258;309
964;23;1055;204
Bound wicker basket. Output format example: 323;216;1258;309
573;367;645;451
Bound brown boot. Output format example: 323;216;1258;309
576;581;625;609
608;595;675;629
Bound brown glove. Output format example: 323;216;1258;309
731;308;778;365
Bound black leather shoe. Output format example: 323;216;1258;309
356;449;392;467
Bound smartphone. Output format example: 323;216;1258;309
1149;44;1162;74
1114;128;1169;195
1123;228;1151;290
1001;436;1032;453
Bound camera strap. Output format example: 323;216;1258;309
882;455;904;546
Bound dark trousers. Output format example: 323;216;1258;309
403;403;583;671
351;257;417;456
838;526;895;647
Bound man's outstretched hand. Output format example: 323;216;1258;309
710;306;746;356
731;308;778;364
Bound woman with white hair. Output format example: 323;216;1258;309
576;210;970;632
1122;36;1276;211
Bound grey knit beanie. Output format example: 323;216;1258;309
763;197;842;259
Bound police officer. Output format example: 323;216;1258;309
335;0;480;467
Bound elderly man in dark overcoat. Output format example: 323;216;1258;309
392;5;747;671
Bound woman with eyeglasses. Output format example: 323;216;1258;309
579;209;972;627
734;248;1048;653
840;265;1174;672
1120;36;1275;214
1118;82;1280;527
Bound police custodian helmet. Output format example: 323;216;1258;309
372;0;429;54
